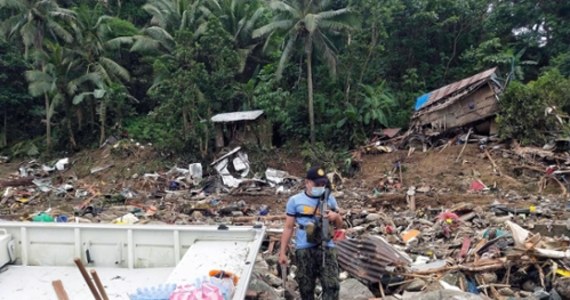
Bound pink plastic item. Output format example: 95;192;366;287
438;211;460;223
169;282;223;300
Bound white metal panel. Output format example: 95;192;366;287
132;229;174;268
0;230;11;267
210;110;264;123
0;222;266;300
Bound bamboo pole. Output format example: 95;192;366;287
74;258;102;300
90;270;109;300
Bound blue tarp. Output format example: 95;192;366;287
414;93;430;111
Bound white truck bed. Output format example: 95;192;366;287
0;222;266;300
0;266;173;299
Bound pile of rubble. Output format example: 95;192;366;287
338;200;570;299
246;195;570;299
1;135;570;299
0;143;305;226
244;134;570;299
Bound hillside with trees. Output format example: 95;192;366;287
0;0;569;160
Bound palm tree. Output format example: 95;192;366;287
114;0;215;56
25;42;78;148
68;5;135;145
142;0;219;34
23;5;134;149
212;0;267;74
253;0;356;143
0;0;76;150
0;0;75;59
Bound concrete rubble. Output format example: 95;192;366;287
1;135;570;299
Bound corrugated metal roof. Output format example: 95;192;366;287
211;110;264;123
415;67;498;111
336;235;412;283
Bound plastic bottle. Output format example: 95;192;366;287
129;283;176;300
55;215;68;223
259;205;269;216
32;212;54;222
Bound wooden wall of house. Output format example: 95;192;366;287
215;125;225;149
257;118;273;148
416;84;498;131
214;118;273;149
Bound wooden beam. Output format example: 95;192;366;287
52;280;70;300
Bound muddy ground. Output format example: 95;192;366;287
0;141;562;223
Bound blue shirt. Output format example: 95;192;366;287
286;191;339;250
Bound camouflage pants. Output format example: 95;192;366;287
295;247;340;300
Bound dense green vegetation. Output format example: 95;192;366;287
0;0;569;159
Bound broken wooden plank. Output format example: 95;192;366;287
455;128;473;162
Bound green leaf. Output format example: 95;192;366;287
304;14;319;33
94;89;106;99
26;143;39;156
73;92;92;105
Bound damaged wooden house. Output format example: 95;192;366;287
211;109;272;150
411;67;504;136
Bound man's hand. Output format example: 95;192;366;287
324;210;340;222
279;251;288;265
324;210;343;228
279;216;295;266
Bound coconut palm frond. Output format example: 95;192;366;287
269;1;299;18
252;19;293;38
99;57;130;82
275;32;298;79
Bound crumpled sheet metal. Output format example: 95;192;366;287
336;235;412;282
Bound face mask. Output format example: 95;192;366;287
311;186;325;197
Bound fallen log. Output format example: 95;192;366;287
514;165;545;174
412;259;505;275
0;177;34;188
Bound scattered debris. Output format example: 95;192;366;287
90;164;114;174
211;147;250;188
0;134;569;299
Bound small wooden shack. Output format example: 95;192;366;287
211;110;272;149
411;67;503;134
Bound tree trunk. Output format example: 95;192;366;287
99;99;107;145
67;115;77;150
442;22;464;83
2;107;7;147
356;23;378;105
182;106;190;141
90;98;96;133
199;125;209;159
307;48;315;144
44;93;51;151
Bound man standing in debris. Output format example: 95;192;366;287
279;166;343;300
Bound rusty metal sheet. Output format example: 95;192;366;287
382;128;401;139
336;235;412;283
419;67;497;110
